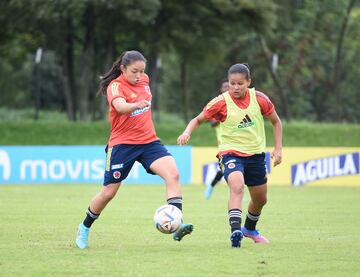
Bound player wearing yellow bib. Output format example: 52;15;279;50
178;63;282;248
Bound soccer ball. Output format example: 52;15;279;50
153;204;182;234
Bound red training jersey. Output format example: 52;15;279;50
203;89;275;157
106;74;159;147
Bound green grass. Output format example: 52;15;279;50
1;119;360;146
0;108;359;146
1;185;360;276
0;108;69;122
278;121;360;147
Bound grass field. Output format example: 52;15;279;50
1;184;360;277
1;109;360;146
1;120;360;147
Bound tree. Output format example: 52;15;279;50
144;0;277;121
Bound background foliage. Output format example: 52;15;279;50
1;0;359;123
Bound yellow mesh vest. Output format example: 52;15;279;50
215;125;221;145
218;88;266;154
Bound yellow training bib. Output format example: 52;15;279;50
218;88;266;154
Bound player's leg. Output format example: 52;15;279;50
241;153;269;243
140;141;182;208
212;170;224;187
221;155;246;247
149;155;193;241
227;171;245;247
140;141;193;241
76;183;121;249
76;144;136;249
205;170;223;200
247;183;267;220
149;155;182;201
241;183;269;243
89;182;122;214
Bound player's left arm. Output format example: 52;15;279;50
256;91;283;167
266;111;282;167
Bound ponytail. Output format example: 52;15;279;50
97;50;146;96
98;53;125;96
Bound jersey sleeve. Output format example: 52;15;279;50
255;91;275;116
107;81;126;106
203;95;227;122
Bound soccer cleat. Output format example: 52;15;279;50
204;184;214;200
230;230;243;248
173;223;193;241
76;223;90;249
241;226;269;243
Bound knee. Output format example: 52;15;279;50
230;184;244;196
255;195;267;207
165;168;179;184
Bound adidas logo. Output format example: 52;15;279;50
238;114;254;128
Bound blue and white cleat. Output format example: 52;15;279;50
204;184;214;200
76;223;90;249
230;230;243;248
173;223;193;241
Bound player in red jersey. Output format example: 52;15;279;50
76;50;193;249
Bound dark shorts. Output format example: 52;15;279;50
220;153;267;186
103;140;172;185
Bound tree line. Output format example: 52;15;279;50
0;0;359;122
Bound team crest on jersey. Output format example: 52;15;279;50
145;85;152;95
113;171;121;179
228;163;235;169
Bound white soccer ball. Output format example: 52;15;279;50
153;204;182;234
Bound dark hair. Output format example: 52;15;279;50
218;77;228;94
227;63;251;80
98;50;146;95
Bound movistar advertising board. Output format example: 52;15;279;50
1;146;359;186
0;146;191;185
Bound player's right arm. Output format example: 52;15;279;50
107;81;149;114
177;94;225;145
112;98;149;114
177;112;207;146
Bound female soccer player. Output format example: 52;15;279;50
76;50;193;249
178;63;282;248
205;78;229;200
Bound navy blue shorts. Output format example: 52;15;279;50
103;140;172;185
220;153;267;186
